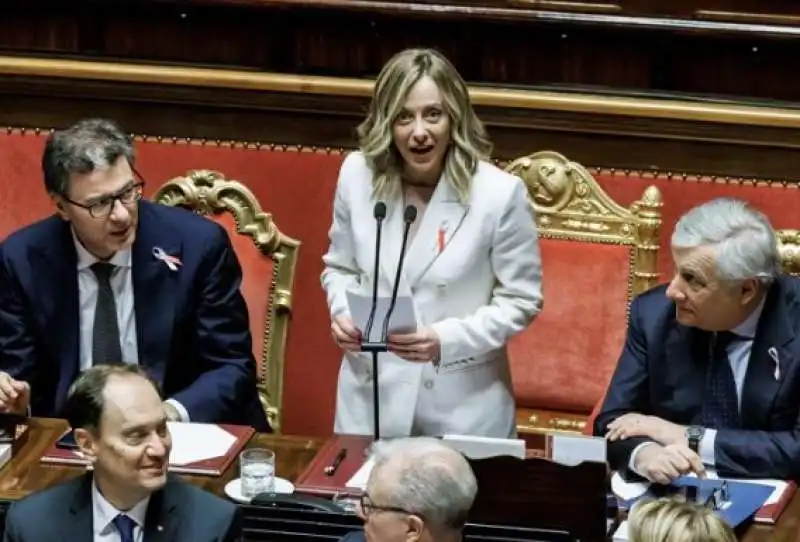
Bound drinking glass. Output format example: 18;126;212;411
240;448;275;499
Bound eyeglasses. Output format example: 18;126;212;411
63;181;145;219
360;493;420;519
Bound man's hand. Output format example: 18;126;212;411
634;443;706;484
387;327;441;363
0;372;30;415
606;413;686;446
331;315;362;353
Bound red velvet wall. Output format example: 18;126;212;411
2;129;799;437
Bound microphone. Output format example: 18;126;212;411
380;205;418;343
363;201;387;343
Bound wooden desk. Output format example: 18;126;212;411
0;419;797;542
0;418;323;502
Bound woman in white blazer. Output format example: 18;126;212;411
321;48;543;438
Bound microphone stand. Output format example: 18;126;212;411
361;202;386;443
360;205;417;444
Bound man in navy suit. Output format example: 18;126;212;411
3;364;241;542
0;118;268;431
595;198;800;482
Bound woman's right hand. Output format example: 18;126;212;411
331;315;363;353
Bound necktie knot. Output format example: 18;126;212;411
91;262;116;283
113;514;136;542
714;331;743;351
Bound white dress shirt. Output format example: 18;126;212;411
92;481;150;542
73;232;189;422
630;295;767;473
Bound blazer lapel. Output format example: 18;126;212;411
67;474;94;540
132;202;181;384
29;218;80;409
663;324;708;423
378;198;406;295
403;181;468;289
741;283;794;429
143;479;180;542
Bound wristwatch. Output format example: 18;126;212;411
686;425;705;453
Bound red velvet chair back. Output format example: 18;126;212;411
154;170;300;433
504;151;662;435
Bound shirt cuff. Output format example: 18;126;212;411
699;429;717;466
165;399;190;423
629;442;658;477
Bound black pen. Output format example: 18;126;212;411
324;448;347;476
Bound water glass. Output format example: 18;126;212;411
240;448;275;498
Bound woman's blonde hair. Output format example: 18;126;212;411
356;48;492;203
628;498;736;542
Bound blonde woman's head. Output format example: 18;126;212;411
628;498;736;542
357;48;492;203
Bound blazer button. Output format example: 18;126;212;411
424;380;434;390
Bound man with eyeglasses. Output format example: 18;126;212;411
0;118;269;431
342;438;476;542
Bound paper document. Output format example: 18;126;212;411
168;422;237;465
346;291;417;342
346;457;375;490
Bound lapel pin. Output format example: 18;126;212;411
157;525;164;532
768;347;781;381
152;247;182;272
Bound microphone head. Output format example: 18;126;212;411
404;205;418;224
374;201;387;220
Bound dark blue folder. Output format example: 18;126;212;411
618;476;774;528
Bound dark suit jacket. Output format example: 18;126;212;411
1;473;241;542
0;201;268;431
594;276;800;480
339;531;366;542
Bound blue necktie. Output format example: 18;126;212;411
700;331;741;429
113;514;136;542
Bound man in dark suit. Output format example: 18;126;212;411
0;118;268;430
595;197;800;483
2;364;241;542
340;438;476;542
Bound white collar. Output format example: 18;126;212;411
71;229;132;271
92;479;150;537
731;293;767;339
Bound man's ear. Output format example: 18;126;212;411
74;427;99;464
50;193;69;221
404;515;425;542
740;277;760;306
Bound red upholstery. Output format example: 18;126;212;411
2;129;800;438
509;240;630;415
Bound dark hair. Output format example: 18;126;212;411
42;118;135;196
62;364;162;431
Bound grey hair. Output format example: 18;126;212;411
371;437;477;529
671;197;781;285
42;118;135;196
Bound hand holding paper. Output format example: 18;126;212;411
345;290;417;343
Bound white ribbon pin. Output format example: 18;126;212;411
768;347;781;381
152;247;182;272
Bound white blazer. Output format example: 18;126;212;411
322;152;543;438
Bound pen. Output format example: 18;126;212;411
324;448;347;476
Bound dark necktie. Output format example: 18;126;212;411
113;514;136;542
700;331;741;429
91;263;122;365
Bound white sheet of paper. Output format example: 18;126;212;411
442;434;526;459
346;291;417;342
611;469;788;506
346;457;375;490
168;422;237;465
549;433;607;466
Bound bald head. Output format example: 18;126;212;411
367;438;477;529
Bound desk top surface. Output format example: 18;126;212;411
0;418;797;541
